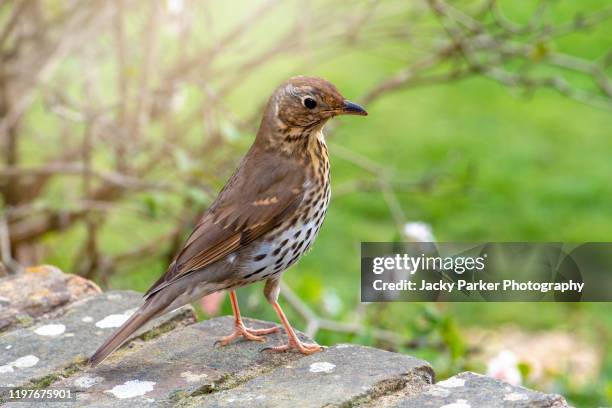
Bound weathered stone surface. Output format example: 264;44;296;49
49;316;310;407
181;344;434;408
0;267;573;408
0;290;195;389
0;265;101;333
392;371;569;408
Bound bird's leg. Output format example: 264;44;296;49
264;301;324;355
261;278;323;354
215;290;279;346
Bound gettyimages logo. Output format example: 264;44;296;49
361;243;611;302
372;253;487;275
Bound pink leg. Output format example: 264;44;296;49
264;301;324;355
215;291;279;346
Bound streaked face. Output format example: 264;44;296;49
274;77;367;128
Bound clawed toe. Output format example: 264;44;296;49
262;339;325;355
215;323;279;347
246;326;280;336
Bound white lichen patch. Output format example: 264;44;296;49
427;387;451;397
309;361;336;373
224;394;264;403
438;377;466;388
34;324;66;336
74;376;104;388
13;355;39;368
504;392;528;401
440;399;471;408
81;316;94;323
96;309;136;329
0;354;40;374
106;380;155;399
0;364;14;373
180;371;208;383
335;344;352;349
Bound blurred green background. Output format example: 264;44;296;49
1;0;611;405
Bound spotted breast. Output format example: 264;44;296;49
236;136;331;285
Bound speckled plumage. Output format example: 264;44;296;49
238;137;330;284
90;77;366;366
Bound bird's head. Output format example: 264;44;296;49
266;76;367;130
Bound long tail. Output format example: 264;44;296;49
89;297;168;367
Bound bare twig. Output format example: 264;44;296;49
0;214;22;275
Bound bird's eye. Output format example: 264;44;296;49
303;97;317;109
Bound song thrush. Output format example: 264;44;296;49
90;76;367;366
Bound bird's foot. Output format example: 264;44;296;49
262;337;325;355
215;322;279;346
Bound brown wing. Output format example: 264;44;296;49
144;148;305;299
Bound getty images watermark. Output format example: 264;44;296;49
361;243;612;302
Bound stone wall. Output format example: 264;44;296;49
0;266;569;407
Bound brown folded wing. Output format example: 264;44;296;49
144;148;305;299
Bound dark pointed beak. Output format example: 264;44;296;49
341;100;368;116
